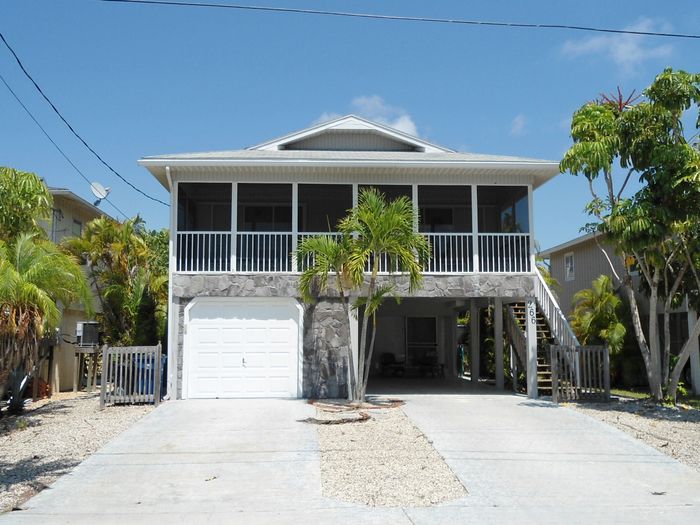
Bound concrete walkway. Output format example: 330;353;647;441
4;395;700;524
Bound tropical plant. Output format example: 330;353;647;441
298;188;430;401
62;216;166;346
570;275;626;353
560;68;700;402
0;234;92;409
0;167;53;241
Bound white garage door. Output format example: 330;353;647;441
185;299;300;399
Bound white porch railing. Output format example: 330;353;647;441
236;232;294;273
424;233;473;273
478;233;531;273
176;232;232;272
175;231;533;275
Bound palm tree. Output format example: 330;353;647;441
340;188;430;400
297;233;356;399
570;274;626;353
297;188;430;401
0;234;92;409
0;167;53;241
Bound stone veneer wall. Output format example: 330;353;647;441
171;273;536;399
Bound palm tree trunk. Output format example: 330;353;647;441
361;312;378;400
356;262;378;401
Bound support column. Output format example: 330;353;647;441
494;297;504;390
470;301;480;385
526;296;538;398
688;309;700;395
471;185;479;272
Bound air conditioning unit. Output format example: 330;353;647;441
76;321;100;347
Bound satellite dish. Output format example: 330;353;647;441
90;182;110;206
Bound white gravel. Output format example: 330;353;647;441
0;392;153;513
569;399;700;473
315;403;467;507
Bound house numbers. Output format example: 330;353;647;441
527;299;537;327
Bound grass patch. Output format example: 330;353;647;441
611;388;650;400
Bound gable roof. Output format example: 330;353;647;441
249;115;453;153
139;115;562;190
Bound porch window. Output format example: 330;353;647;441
476;186;530;272
359;184;412;202
298;184;352;232
176;183;233;272
418;186;473;273
236;184;293;272
177;183;232;231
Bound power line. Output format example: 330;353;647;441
0;72;129;220
0;31;169;207
98;0;700;40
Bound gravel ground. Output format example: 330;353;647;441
315;402;467;507
0;392;153;513
569;399;700;472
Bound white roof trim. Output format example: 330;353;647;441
248;114;453;153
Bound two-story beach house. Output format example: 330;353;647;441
139;115;577;400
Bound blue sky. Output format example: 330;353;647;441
1;0;698;249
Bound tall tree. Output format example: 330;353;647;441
561;69;700;402
0;167;53;241
0;234;92;408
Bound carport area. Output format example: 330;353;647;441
364;297;513;395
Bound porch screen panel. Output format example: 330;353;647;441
176;183;232;272
476;186;530;272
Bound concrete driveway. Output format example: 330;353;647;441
4;394;700;524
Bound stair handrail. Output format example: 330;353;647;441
534;269;580;348
505;305;527;367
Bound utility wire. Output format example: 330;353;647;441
0;31;169;206
98;0;700;40
0;72;129;220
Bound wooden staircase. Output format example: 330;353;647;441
508;302;555;397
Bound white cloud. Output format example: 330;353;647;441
561;17;673;74
509;114;527;136
313;95;419;136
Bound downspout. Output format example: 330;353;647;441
165;166;176;400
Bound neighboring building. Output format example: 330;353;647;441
39;187;114;392
139;115;575;400
541;232;700;394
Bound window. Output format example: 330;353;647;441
72;219;82;237
564;252;575;281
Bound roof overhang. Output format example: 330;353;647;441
49;188;115;221
539;232;601;258
139;158;561;191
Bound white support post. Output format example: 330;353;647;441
231;182;238;272
527;184;535;272
526;296;538;398
166;167;177;399
352;183;359;209
412;183;419;233
471;185;479;272
687;309;700;395
470;301;480;385
292;183;299;271
494;297;504;390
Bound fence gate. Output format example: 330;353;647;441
100;344;162;408
549;345;610;403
